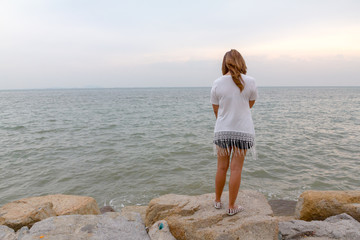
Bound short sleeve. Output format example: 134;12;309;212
249;81;258;101
210;85;219;105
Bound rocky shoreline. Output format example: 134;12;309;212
1;190;360;240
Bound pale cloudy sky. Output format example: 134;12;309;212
0;0;359;89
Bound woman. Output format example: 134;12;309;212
210;49;258;216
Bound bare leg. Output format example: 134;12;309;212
215;147;231;202
228;148;246;209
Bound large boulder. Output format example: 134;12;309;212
295;191;360;221
0;194;100;231
279;213;360;240
146;190;278;240
13;212;150;240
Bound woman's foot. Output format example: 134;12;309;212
214;201;223;209
227;205;244;216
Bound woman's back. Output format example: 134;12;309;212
211;74;257;135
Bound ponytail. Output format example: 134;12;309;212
222;49;247;92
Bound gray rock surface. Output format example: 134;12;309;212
148;220;176;240
146;190;278;240
279;213;360;240
269;200;297;216
15;226;30;239
14;212;150;240
0;225;16;240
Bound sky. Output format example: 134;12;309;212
0;0;359;89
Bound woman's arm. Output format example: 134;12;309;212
249;100;255;108
212;104;219;119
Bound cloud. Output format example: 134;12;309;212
0;0;360;89
247;55;360;86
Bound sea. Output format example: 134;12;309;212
0;87;359;210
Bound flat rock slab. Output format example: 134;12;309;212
268;200;297;216
12;212;150;240
295;190;360;221
0;194;100;231
146;190;278;240
279;213;360;240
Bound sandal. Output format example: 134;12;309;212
227;205;244;216
214;201;223;209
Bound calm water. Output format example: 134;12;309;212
0;87;359;210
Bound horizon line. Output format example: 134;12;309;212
0;85;359;91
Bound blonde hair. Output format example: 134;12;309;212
222;49;247;92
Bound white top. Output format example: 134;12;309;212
210;74;258;136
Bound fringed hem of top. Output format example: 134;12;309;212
213;131;256;158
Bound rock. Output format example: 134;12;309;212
100;205;116;213
274;216;295;222
0;194;100;231
279;213;360;240
146;190;278;240
148;220;176;240
268;199;296;222
268;200;297;216
295;190;360;221
15;226;30;239
295;238;336;240
0;201;56;231
122;205;147;224
0;225;16;240
17;212;150;240
38;194;100;216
